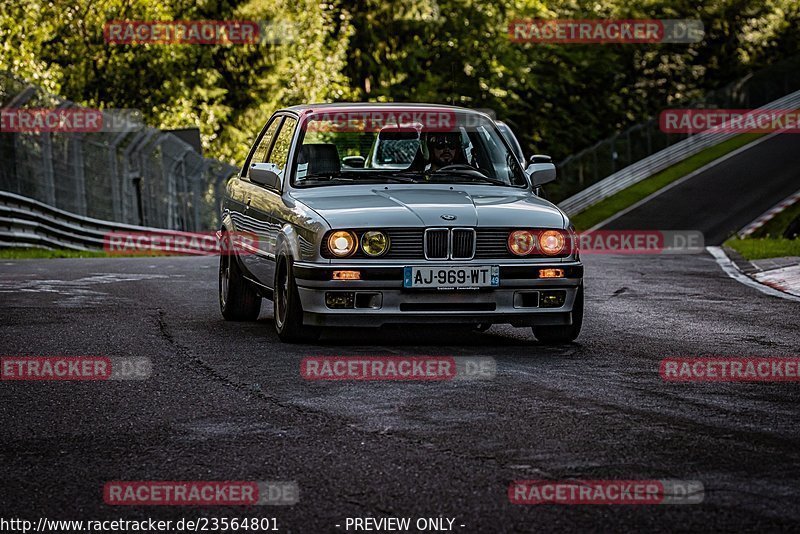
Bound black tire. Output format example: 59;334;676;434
274;255;321;343
532;285;584;343
219;247;261;321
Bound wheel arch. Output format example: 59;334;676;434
275;223;304;265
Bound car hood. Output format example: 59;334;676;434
289;186;565;229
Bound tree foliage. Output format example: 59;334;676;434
1;0;798;164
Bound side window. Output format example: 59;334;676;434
267;117;297;174
249;119;281;170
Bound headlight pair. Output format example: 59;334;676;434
508;229;569;256
327;230;390;257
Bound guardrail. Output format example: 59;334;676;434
551;54;800;204
0;72;237;232
557;88;800;217
0;190;201;250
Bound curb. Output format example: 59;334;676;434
707;246;800;303
737;188;800;238
721;245;760;275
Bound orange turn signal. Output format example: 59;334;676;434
539;268;565;279
332;270;361;281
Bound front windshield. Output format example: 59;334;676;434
291;109;528;188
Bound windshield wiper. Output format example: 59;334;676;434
430;169;508;186
382;171;424;182
299;174;355;183
299;172;420;185
345;170;421;183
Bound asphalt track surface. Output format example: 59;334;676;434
602;133;800;244
1;252;799;533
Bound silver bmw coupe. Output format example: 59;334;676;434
219;104;584;343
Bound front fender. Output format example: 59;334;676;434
219;211;235;234
275;223;303;262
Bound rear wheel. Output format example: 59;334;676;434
532;285;583;343
274;256;321;343
219;248;261;321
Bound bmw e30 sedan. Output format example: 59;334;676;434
218;103;584;343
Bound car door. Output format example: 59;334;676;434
233;116;282;282
239;115;298;287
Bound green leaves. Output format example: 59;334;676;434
2;0;798;166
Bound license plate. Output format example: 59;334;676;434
403;265;499;289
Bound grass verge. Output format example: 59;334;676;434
724;237;800;261
751;200;800;238
0;248;110;259
569;134;763;231
0;248;185;259
725;193;800;261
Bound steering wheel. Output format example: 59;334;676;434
433;164;493;178
434;164;477;173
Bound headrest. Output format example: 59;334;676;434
298;144;340;175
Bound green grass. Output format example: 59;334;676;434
725;190;800;260
0;248;182;259
724;237;800;260
751;199;800;238
0;248;110;259
569;134;763;231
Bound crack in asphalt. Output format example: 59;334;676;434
152;307;509;472
155;307;290;408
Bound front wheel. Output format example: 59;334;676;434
219;249;261;321
274;256;321;343
532;285;583;343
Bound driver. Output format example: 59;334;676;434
425;132;466;172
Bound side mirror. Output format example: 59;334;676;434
529;154;552;164
250;162;281;189
525;159;557;187
342;156;365;168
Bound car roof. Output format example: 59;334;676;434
281;102;493;117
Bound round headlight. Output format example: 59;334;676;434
508;230;536;256
539;230;565;255
361;231;389;257
327;231;357;257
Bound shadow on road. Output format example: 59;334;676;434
212;316;587;354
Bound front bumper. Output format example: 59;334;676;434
293;262;583;327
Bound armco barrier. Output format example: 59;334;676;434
552;54;800;204
557;88;800;217
0;190;205;250
0;72;237;232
